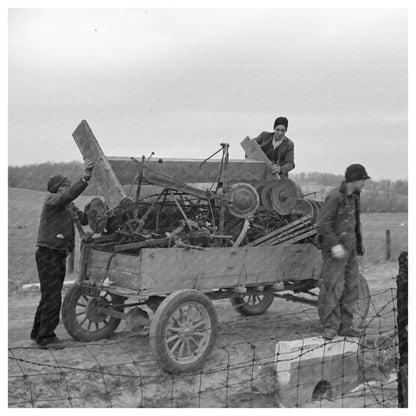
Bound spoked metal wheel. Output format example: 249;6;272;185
62;282;125;342
150;289;218;373
230;292;274;316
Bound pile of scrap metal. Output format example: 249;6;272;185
82;143;323;254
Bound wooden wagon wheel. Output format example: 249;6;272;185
149;289;218;373
62;282;125;342
230;293;274;316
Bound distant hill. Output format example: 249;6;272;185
8;162;408;213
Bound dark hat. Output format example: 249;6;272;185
345;164;371;182
47;174;68;193
273;116;288;130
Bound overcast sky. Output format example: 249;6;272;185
8;8;408;180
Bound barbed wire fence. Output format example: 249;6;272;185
8;252;407;408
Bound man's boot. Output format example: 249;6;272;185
323;328;337;340
338;326;363;337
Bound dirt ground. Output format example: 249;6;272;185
8;262;400;408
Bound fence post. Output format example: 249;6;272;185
397;251;408;408
67;247;75;273
385;229;391;261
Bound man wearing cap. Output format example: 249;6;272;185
316;164;371;340
253;116;295;178
30;159;94;348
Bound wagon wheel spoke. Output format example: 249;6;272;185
79;316;87;326
169;338;182;355
189;320;206;331
190;331;206;338
178;340;186;358
77;302;86;307
188;336;200;350
166;334;180;344
178;307;186;323
167;325;183;333
184;340;191;356
87;320;92;330
184;307;196;324
171;315;183;329
82;294;89;302
76;311;85;317
95;322;99;331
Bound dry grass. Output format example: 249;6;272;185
360;213;408;263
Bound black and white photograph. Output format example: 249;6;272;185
7;4;409;408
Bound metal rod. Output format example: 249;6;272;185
199;146;224;168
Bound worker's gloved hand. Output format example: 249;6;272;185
83;159;95;178
331;244;347;259
268;164;281;175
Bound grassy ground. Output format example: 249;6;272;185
360;213;408;263
8;188;408;291
8;188;92;292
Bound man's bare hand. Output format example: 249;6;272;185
84;159;94;177
331;244;347;259
268;164;281;175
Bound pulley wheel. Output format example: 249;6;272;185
260;179;279;211
85;197;107;234
227;183;260;218
308;199;321;224
290;198;314;218
270;179;298;215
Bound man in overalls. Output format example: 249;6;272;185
31;159;94;348
316;164;370;340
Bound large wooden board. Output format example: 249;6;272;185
107;156;269;185
72;120;127;209
240;136;280;180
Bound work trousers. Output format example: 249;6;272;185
318;245;359;332
31;247;67;343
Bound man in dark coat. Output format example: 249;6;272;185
316;164;370;340
253;116;295;178
30;159;94;348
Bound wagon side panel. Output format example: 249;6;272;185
138;246;286;295
278;244;323;281
85;249;141;291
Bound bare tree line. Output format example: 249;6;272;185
8;163;408;212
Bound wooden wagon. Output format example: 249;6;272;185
61;121;370;373
62;239;369;373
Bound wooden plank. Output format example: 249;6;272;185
240;136;280;179
142;167;212;200
249;215;312;246
138;246;285;294
87;249;141;272
278;244;322;281
72;120;127;209
107;156;268;185
87;266;138;291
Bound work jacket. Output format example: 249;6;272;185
36;178;89;253
254;132;295;177
316;181;364;255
